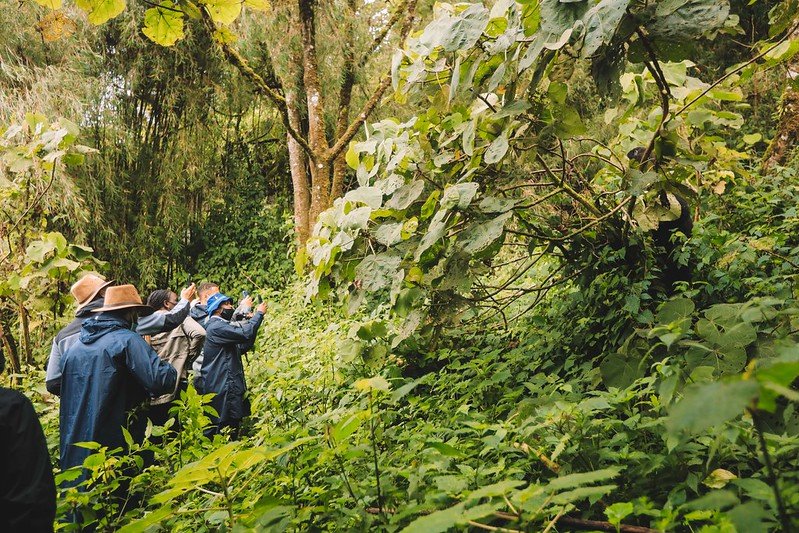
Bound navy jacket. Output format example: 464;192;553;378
190;303;254;374
45;298;104;396
195;312;263;427
0;388;55;532
59;314;177;478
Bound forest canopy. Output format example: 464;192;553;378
1;0;799;530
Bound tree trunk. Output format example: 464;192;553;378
18;300;32;366
0;318;20;374
299;0;332;225
287;89;312;244
331;0;357;201
762;26;799;172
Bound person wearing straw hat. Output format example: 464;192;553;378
45;274;113;396
59;285;177;484
195;292;266;437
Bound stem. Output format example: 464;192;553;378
369;391;384;519
749;408;791;532
671;21;799;120
216;467;235;528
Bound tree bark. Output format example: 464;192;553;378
0;320;20;374
331;0;357;201
287;88;312;243
762;25;799;172
299;0;332;224
18;301;32;366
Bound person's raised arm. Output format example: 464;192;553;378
137;283;196;335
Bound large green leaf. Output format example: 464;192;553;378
457;212;512;254
666;380;758;436
400;502;497;533
580;0;630;58
25;240;57;263
386;180;424;210
756;351;799;412
76;0;126;24
201;0;241;25
546;468;620;491
142;1;185;46
600;353;645;388
355;253;402;291
374;222;404;246
345;186;383;209
648;0;730;40
441;182;479;210
415;210;449;261
418;4;490;53
656;297;695;323
484;132;510;164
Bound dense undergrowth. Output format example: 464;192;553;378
7;165;796;532
3;0;799;531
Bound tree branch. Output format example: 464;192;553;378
357;0;410;70
325;0;418;163
199;6;316;161
556;516;658;533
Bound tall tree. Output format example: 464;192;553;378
41;0;420;244
198;0;418;243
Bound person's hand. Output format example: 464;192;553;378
256;301;267;314
241;295;254;309
181;283;196;301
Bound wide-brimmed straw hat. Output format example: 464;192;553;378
71;274;114;312
92;285;155;316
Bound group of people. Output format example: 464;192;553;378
0;273;267;531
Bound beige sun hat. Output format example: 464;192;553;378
71;274;114;312
91;285;155;316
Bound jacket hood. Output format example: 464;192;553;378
75;297;105;318
190;304;208;321
79;313;130;344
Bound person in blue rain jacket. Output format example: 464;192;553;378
195;292;266;437
59;285;177;483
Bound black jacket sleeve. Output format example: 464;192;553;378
0;388;56;533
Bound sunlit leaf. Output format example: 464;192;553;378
142;1;185;46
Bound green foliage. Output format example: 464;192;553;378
0;115;103;369
6;1;799;532
303;0;772;354
189;195;293;295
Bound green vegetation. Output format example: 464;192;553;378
1;0;799;531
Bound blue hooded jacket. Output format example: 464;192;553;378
59;313;177;478
195;312;263;430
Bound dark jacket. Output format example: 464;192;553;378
190;302;254;374
195;312;263;429
0;387;56;533
45;298;104;396
59;314;177;479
